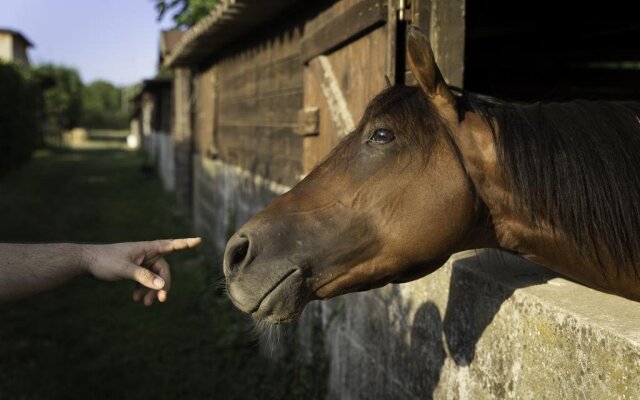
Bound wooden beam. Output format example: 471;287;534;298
300;0;388;64
308;56;355;138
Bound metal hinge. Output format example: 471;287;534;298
397;0;411;22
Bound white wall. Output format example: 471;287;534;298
0;34;13;62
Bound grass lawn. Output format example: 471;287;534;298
0;144;325;399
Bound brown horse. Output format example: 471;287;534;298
223;28;640;324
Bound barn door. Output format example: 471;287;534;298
298;0;404;173
297;0;465;173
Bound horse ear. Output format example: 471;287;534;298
407;27;455;104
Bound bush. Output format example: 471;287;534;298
31;64;83;131
0;62;41;175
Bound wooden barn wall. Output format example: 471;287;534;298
172;68;193;217
300;0;391;173
190;11;312;249
405;0;465;88
193;66;216;157
215;22;305;188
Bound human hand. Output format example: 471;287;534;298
82;238;202;305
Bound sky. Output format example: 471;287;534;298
0;0;177;86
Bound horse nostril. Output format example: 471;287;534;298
231;241;248;269
226;235;250;273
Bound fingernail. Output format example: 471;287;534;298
153;277;165;288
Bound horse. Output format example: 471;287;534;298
223;27;640;324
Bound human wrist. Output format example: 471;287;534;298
75;243;97;276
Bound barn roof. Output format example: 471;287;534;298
160;29;185;63
163;0;302;67
141;77;171;92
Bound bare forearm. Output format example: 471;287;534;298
0;238;200;305
0;243;87;302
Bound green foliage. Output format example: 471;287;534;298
31;64;83;131
0;61;41;174
0;61;132;173
155;0;220;27
82;80;129;129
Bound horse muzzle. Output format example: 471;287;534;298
224;232;311;323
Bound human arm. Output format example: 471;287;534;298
0;238;202;304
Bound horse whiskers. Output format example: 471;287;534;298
208;273;228;293
249;319;286;354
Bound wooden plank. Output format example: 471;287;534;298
218;93;301;120
302;22;388;173
210;18;305;182
218;87;303;107
308;55;356;139
300;0;388;64
218;120;299;128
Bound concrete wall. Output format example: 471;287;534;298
192;155;289;249
140;86;175;192
298;250;640;400
142;132;175;192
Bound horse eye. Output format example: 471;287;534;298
368;128;395;144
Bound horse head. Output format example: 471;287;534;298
223;29;495;323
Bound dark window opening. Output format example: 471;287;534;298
464;0;640;101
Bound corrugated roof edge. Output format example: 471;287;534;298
163;0;302;68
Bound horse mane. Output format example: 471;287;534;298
460;90;640;276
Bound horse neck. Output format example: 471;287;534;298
452;111;560;249
451;111;626;296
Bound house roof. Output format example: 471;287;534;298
163;0;303;67
0;28;34;47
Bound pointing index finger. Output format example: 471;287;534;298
157;237;202;255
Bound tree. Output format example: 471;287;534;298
82;80;129;129
154;0;219;28
0;61;41;174
31;64;83;131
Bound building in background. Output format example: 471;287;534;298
131;77;173;190
0;28;33;67
129;30;186;192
